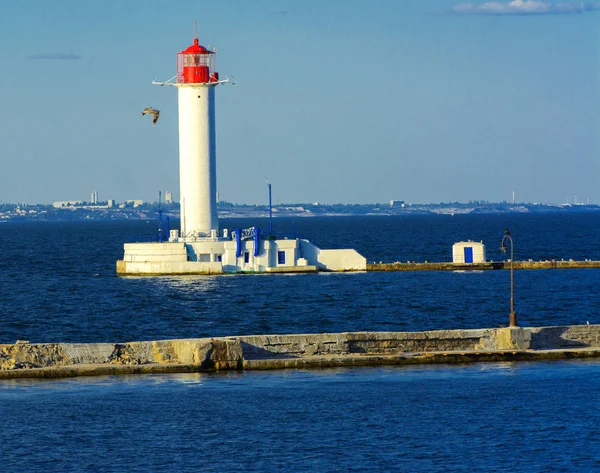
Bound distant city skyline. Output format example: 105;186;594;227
1;0;598;205
0;187;597;208
4;192;596;207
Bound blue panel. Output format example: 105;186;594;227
253;227;260;257
278;251;286;265
464;247;474;263
235;228;242;257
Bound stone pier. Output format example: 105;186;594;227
367;260;600;271
1;325;600;379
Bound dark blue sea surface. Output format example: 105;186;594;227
0;213;599;343
1;214;600;471
1;362;599;472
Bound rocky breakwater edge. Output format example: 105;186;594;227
2;325;600;379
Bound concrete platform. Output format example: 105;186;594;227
2;325;600;379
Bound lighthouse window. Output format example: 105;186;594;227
244;252;249;264
277;251;286;265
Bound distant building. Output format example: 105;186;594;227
390;200;405;207
125;200;144;208
164;192;173;204
107;199;115;208
91;191;99;204
53;201;83;208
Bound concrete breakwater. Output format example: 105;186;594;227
1;325;600;379
368;260;600;271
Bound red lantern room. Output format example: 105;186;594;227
176;37;219;84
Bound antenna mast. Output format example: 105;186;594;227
266;178;273;235
194;20;198;40
158;190;164;242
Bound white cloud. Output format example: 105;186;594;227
451;0;600;15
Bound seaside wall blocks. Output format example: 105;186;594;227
2;325;600;376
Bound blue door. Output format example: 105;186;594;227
464;247;474;263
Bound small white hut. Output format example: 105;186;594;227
452;241;486;264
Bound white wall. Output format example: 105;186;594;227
299;239;366;271
177;84;218;237
452;241;486;263
122;243;187;262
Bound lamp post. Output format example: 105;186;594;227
501;228;517;327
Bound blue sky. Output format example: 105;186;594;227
1;0;599;205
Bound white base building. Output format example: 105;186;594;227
117;231;366;275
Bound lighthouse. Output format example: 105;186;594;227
173;35;222;238
116;32;367;275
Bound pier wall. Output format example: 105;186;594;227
367;260;600;271
2;325;600;379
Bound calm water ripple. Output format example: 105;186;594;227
1;214;599;343
1;215;599;471
1;362;599;472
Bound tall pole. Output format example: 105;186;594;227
509;237;515;326
158;190;163;243
501;229;517;327
267;181;273;235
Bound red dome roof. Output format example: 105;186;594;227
181;38;213;55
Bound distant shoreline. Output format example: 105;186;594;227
2;201;600;223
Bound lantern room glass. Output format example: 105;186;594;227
177;51;216;84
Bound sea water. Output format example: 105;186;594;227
0;214;599;471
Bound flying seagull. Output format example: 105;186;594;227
142;107;160;126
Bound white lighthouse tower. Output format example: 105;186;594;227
116;31;366;275
175;35;222;238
